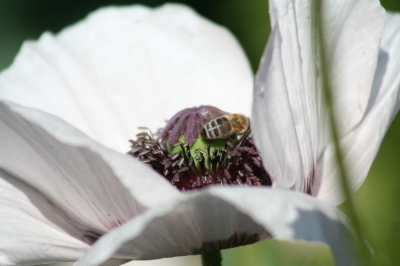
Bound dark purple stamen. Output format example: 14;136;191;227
128;127;271;191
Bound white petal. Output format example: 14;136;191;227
253;0;386;193
0;101;180;238
0;170;89;265
319;0;386;136
0;4;253;153
74;258;202;266
121;257;200;266
314;12;400;204
76;187;359;266
74;259;132;266
253;1;319;192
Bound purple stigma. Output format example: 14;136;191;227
161;106;228;146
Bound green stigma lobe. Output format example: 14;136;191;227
166;136;235;171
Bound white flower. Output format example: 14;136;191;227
0;1;399;266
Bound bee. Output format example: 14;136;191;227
201;113;249;139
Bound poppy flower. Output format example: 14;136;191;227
0;1;399;266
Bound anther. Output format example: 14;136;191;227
138;150;151;157
244;164;253;173
169;153;180;160
152;149;164;155
161;159;171;165
178;167;189;173
177;157;185;167
246;177;252;185
173;142;183;147
172;174;180;183
147;155;156;161
136;132;149;138
224;169;232;179
254;162;262;168
195;149;209;157
144;140;156;146
134;139;145;145
129;146;142;153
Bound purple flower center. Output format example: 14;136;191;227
128;106;271;191
128;128;271;191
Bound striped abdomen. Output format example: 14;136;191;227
201;116;232;139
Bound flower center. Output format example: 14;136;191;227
127;126;271;191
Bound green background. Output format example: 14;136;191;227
1;0;400;265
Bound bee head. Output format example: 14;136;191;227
230;114;249;134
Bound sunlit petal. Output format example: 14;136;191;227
315;12;400;204
0;101;181;239
0;4;252;153
253;0;386;200
76;187;358;266
253;0;319;191
0;170;89;265
120;256;201;266
319;0;386;136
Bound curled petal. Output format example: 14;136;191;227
319;0;386;136
0;4;253;153
253;0;319;192
315;12;400;204
0;101;180;244
253;0;386;199
76;187;359;266
116;257;201;266
0;170;89;265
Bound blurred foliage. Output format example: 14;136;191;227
1;0;400;265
